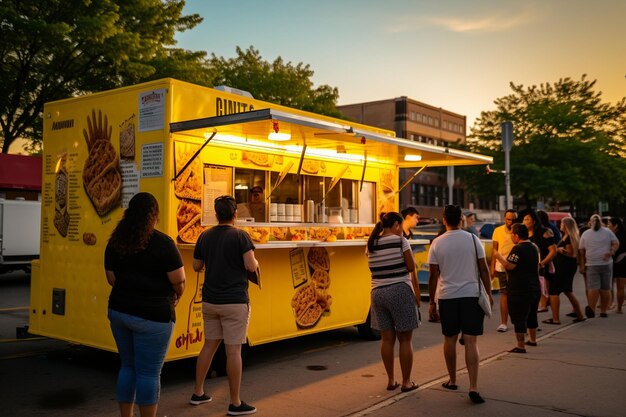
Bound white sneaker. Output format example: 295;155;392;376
497;324;508;332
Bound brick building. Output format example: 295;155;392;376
338;96;468;219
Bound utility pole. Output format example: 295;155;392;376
501;121;513;210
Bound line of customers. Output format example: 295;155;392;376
105;192;259;417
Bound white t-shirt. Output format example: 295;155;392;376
492;224;515;272
428;229;486;300
579;227;618;266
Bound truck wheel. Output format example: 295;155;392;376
357;313;381;340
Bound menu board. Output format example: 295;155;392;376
201;164;232;226
289;248;309;288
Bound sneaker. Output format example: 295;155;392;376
585;305;595;318
227;401;257;415
189;393;212;405
496;324;508;332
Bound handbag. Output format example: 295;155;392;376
472;234;492;318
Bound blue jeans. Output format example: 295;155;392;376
108;309;173;406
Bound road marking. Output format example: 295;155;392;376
0;306;29;312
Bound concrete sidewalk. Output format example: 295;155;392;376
348;311;626;417
159;304;625;417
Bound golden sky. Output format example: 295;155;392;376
177;0;626;127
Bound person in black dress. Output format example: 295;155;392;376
547;217;585;323
522;210;556;313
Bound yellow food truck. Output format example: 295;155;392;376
30;78;491;361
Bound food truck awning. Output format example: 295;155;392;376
0;154;42;190
170;108;492;168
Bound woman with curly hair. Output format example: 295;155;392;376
105;192;186;417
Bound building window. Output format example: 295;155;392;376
428;116;433;125
410;111;415;121
410;134;415;140
416;113;422;122
443;120;448;129
418;185;426;206
435;119;439;127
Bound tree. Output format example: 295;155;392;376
208;46;343;118
0;0;204;153
459;75;626;216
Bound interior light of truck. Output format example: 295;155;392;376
404;154;422;161
268;132;291;141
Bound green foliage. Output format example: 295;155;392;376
0;0;203;153
461;75;626;215
209;46;343;118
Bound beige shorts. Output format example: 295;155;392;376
202;302;250;345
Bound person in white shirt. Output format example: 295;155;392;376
490;210;517;332
579;214;619;318
428;205;492;404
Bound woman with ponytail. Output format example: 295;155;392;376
366;212;421;393
105;192;186;417
579;214;619;318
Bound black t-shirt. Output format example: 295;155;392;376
506;241;541;296
105;230;183;323
194;225;255;304
530;226;555;275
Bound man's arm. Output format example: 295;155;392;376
428;264;440;315
490;240;499;277
193;259;204;272
478;257;493;306
493;250;517;271
243;249;259;272
608;239;620;261
578;248;587;274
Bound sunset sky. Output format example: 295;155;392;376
176;0;626;129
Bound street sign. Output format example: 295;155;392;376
501;121;513;152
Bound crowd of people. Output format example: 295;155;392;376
103;194;625;415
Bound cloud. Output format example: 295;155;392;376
388;10;536;34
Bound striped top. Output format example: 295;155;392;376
367;234;412;290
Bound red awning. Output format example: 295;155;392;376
0;154;42;190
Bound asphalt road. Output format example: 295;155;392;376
0;272;441;416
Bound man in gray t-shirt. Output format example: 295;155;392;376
579;214;619;318
428;205;492;404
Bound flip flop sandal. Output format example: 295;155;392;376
401;382;419;392
542;319;561;325
386;382;399;391
572;317;586;323
442;381;458;390
469;391;485;404
508;347;527;353
525;341;537;346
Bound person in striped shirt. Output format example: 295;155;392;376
367;212;421;393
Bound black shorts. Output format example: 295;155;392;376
438;297;484;337
508;293;539;333
495;271;508;293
